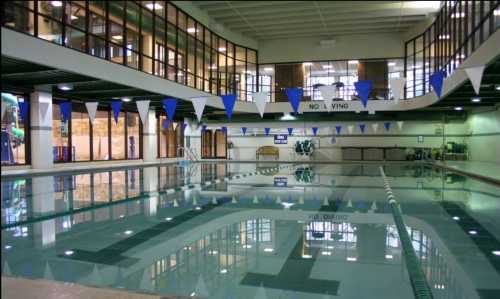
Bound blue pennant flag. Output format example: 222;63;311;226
111;101;122;124
335;125;342;134
221;94;237;120
202;124;207;132
59;101;72;122
264;128;270;136
288;127;293;135
221;126;227;134
162;119;171;129
162;98;178;120
241;127;247;135
18;101;29;121
384;122;391;131
285;88;303;114
359;124;366;133
430;70;446;98
354;80;372;108
312;127;318;136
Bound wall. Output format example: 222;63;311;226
186;119;470;161
466;108;500;163
258;33;405;63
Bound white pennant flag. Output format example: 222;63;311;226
85;102;98;124
464;65;485;95
253;128;258;136
371;123;379;132
191;97;207;122
318;85;336;112
347;125;354;135
389;77;406;102
136;100;150;126
172;122;178;131
253;91;267;118
397;121;404;131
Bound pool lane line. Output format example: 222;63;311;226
379;166;434;299
2;165;290;230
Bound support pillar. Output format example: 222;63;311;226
143;109;157;162
30;88;53;169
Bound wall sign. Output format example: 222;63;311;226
274;177;288;187
274;134;288;144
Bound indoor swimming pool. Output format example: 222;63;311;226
2;162;500;299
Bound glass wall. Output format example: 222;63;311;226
404;1;499;98
259;58;404;103
157;114;184;158
1;92;29;165
50;100;142;162
2;1;258;100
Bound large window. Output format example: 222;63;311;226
2;1;259;101
92;110;109;161
71;109;90;161
52;103;70;162
1;92;29;165
111;112;126;160
157;114;184;158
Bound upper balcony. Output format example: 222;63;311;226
2;1;499;117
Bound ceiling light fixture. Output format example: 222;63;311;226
280;113;296;120
452;216;460;221
471;97;481;103
454;106;463;111
495;84;500;91
469;230;478;235
492;251;500;256
122;97;132;102
124;230;133;235
51;1;63;7
494;9;500;16
57;83;73;91
145;3;163;10
451;12;465;18
64;250;74;256
346;257;357;262
385;254;394;259
439;34;451;40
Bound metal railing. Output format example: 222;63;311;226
404;1;500;99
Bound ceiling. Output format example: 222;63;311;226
192;1;442;40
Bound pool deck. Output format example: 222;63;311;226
1;276;188;299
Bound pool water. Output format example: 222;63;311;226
2;163;500;299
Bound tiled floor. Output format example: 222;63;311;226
1;276;187;299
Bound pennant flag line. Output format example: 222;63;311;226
172;122;178;131
359;124;366;133
389;77;406;102
18;101;29;121
191;97;207;122
85;102;98;124
264;128;271;136
464;65;485;95
241;127;247;135
253;91;268;117
384;122;391;131
288;127;294;136
111;101;122;124
371;123;379;132
162;98;178;120
430;70;446;98
335;126;342;135
312;127;318;136
221;94;237;120
354;80;372;108
59;101;72;122
397;121;404;131
285;88;303;114
318;85;336;112
136;100;150;126
347;125;354;135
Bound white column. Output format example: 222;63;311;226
143;109;157;162
32;176;56;248
143;166;159;216
30;88;53;169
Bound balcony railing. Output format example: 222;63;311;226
404;0;500;99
